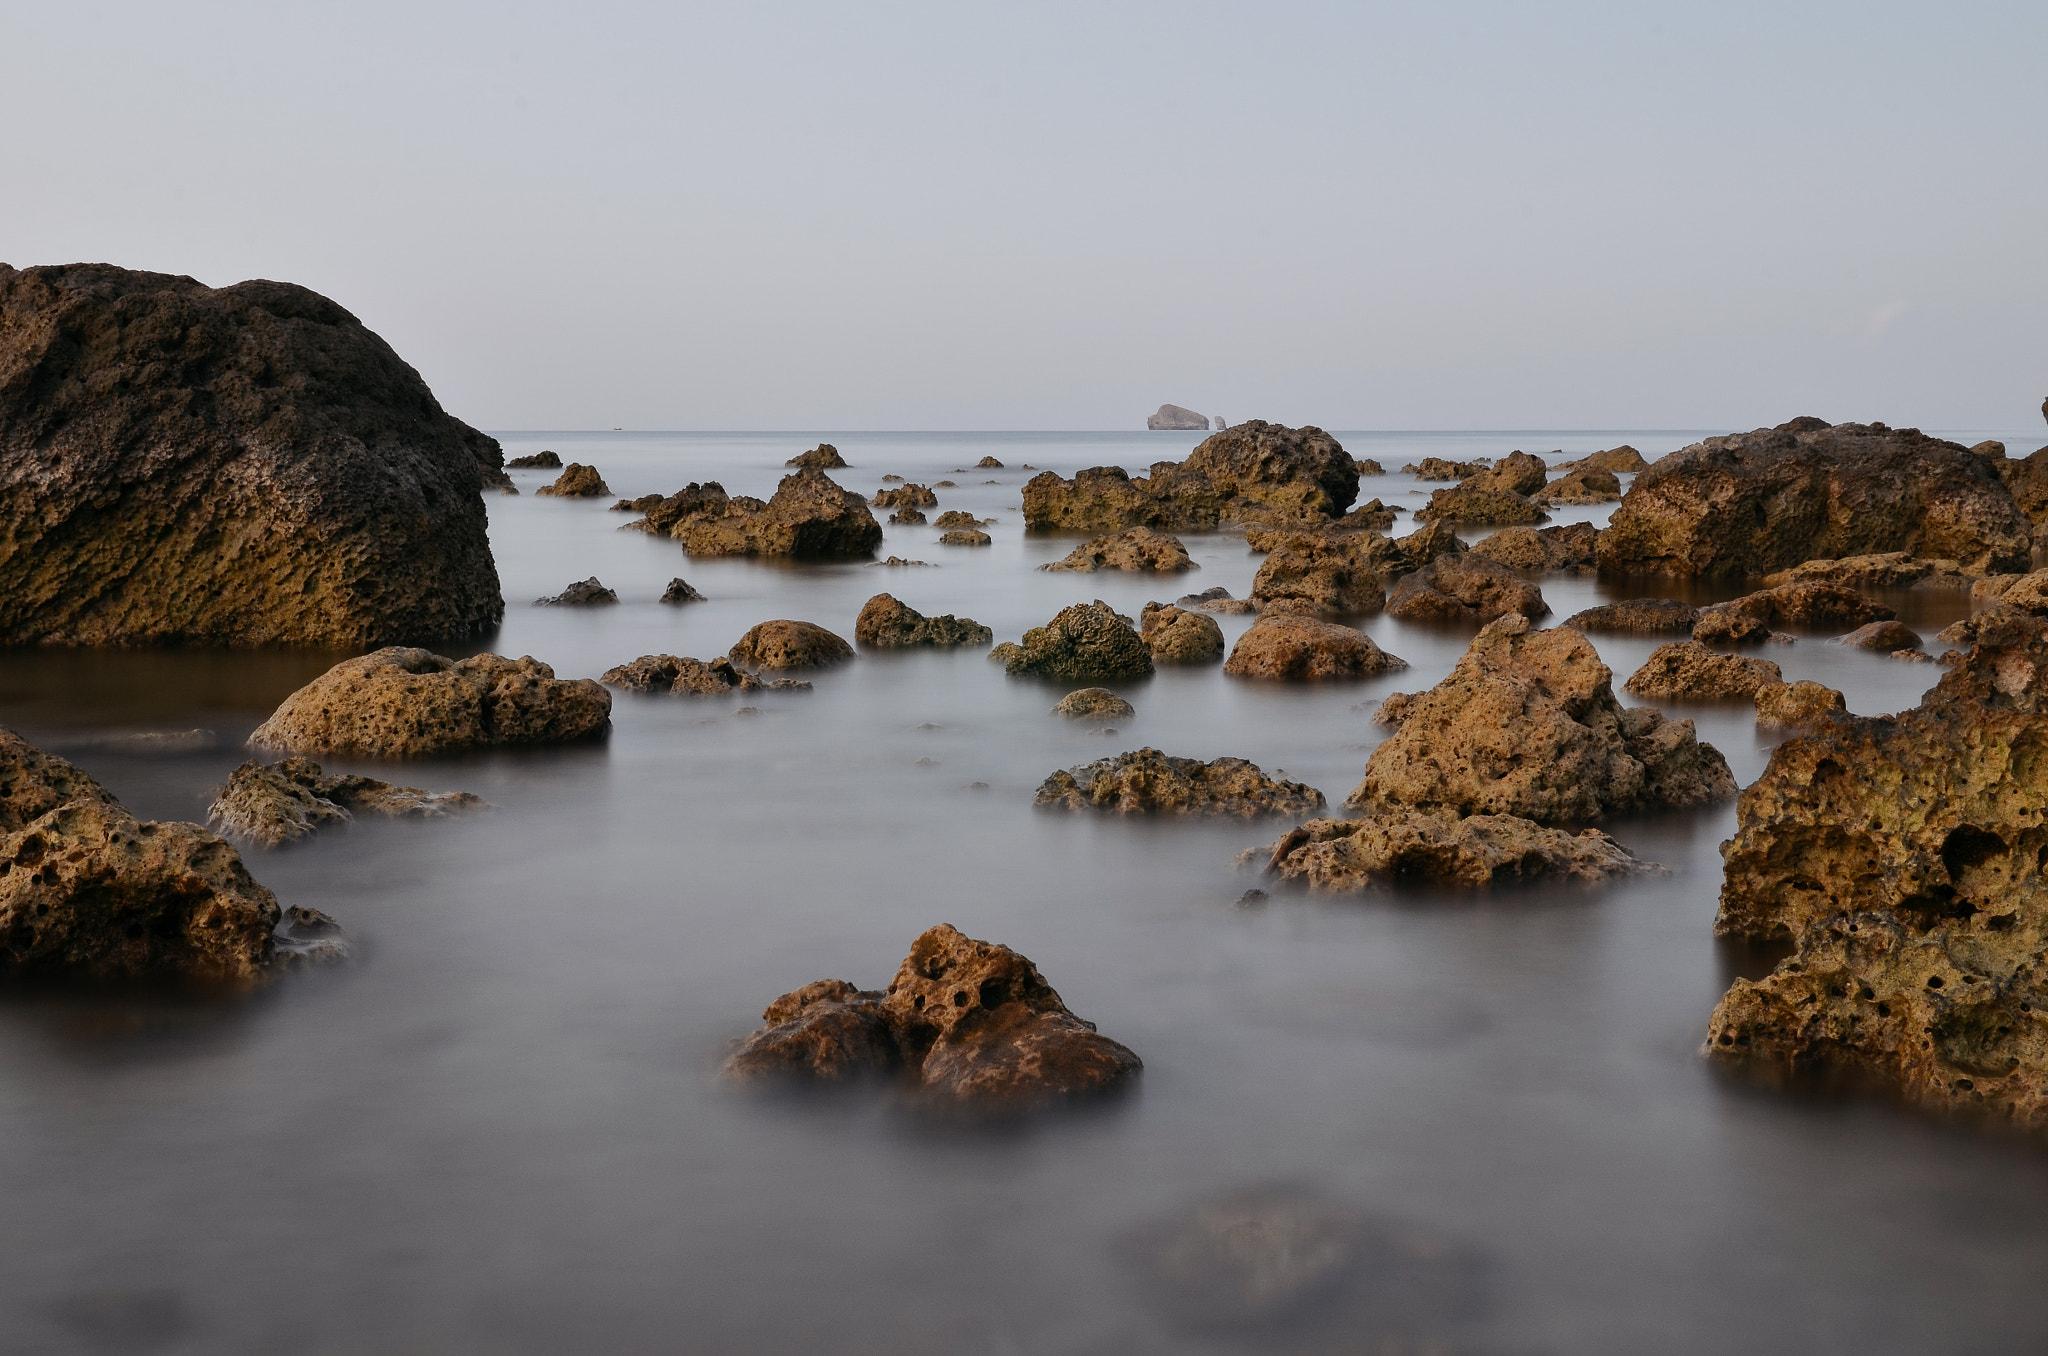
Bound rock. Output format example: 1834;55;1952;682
1176;586;1233;607
534;577;619;606
934;481;956;488
507;450;562;469
249;648;610;757
1347;616;1735;822
785;443;848;469
1752;680;1846;728
1139;603;1225;664
1534;466;1623;505
939;529;992;546
1561;598;1700;634
975;456;1004;469
1262;812;1657;891
1972;440;2007;459
1391;521;1468;572
1023;422;1358;531
1555;445;1648;473
1704;610;2048;1134
1051;688;1135;720
873;556;934;567
1690;608;1777;646
1403;457;1486;480
1598;418;2032;577
1833;619;1925;653
1042;527;1196;573
1998;445;2048;529
729;620;854;671
1354;457;1385;475
0;263;505;646
610;494;661;513
1004;601;1154;683
1467;450;1549;496
1338;498;1397;531
1469;522;1598;573
1147;404;1210;430
1623;641;1783;700
1248;530;1400;616
854;594;993;649
1705;582;1895;630
872;484;938;509
1384;554;1549;624
660;578;705;604
1760;552;1978;591
1035;748;1325;817
631;469;882;559
723;924;1141;1108
207;756;485;847
536;462;610;497
600;654;796;696
932;510;987;529
1222;615;1406;680
888;508;928;525
988;642;1024;664
1414;481;1548;526
881;475;904;483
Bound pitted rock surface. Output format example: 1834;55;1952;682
729;620;854;671
1263;813;1658;891
1035;748;1326;818
1223;615;1406;681
1042;527;1196;573
1384;554;1548;624
1623;641;1783;701
1248;530;1399;616
1138;603;1225;664
208;756;486;847
1004;601;1154;684
854;594;992;649
785;444;848;468
1562;598;1700;635
536;463;609;497
629;469;881;559
1469;523;1597;573
1022;421;1357;532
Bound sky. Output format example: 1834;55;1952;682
4;1;2045;432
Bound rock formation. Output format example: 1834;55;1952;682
1146;404;1210;431
1023;422;1358;532
1261;813;1657;891
1697;582;1894;632
1760;553;1978;591
0;262;505;646
1222;615;1406;680
1623;641;1782;700
872;484;938;509
729;620;854;670
722;924;1141;1108
536;463;610;497
1752;679;1846;728
1555;446;1648;473
1468;523;1596;573
1247;530;1398;616
1002;601;1154;683
249;648;611;757
601;654;805;696
1561;598;1701;634
785;443;848;468
976;456;1004;469
1035;748;1325;818
1413;483;1547;526
2000;446;2048;532
534;577;619;606
661;578;705;604
1533;466;1622;505
933;511;987;529
1051;688;1135;720
939;529;992;546
1403;457;1486;480
1384;555;1548;624
854;594;993;649
207;756;486;847
627;469;882;559
1138;603;1225;664
888;508;927;526
612;494;665;512
1597;418;2031;577
507;450;561;469
1041;527;1196;573
1834;620;1924;653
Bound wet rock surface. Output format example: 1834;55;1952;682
853;594;993;649
1414;481;1548;525
1035;748;1326;817
249;648;612;757
1138;603;1225;664
784;443;848;468
208;756;486;847
871;483;938;509
939;529;992;546
887;508;927;526
1041;527;1196;573
1556;445;1648;473
536;462;610;497
534;577;619;606
1384;554;1549;624
629;469;882;559
1534;465;1622;505
1247;530;1398;616
601;654;803;696
932;510;987;530
1223;615;1406;681
1022;421;1357;532
507;450;561;469
0;262;506;647
1563;597;1700;634
1469;522;1598;573
1623;641;1784;701
1263;812;1658;890
660;577;705;604
1702;582;1895;631
729;620;855;671
1051;688;1135;720
1761;552;1980;591
1003;601;1154;684
1752;679;1847;729
1404;457;1487;480
1835;619;1925;653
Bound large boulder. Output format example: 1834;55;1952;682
1384;554;1548;624
1347;616;1735;822
1561;598;1699;634
1003;601;1155;684
729;620;854;670
1223;615;1406;681
853;594;992;649
1623;641;1783;701
722;924;1141;1108
1468;523;1597;573
1248;530;1399;616
535;463;609;497
1706;610;2048;1135
248;648;611;757
1556;445;1648;473
1146;403;1210;430
0;262;505;646
1034;748;1326;818
1261;812;1657;891
1022;422;1357;531
628;469;881;559
1041;527;1196;573
1413;482;1548;525
1597;418;2031;577
1138;603;1225;664
207;756;485;847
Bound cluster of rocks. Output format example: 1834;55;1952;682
854;595;992;649
995;601;1155;684
1035;748;1327;819
1023;422;1360;532
208;757;487;847
1415;451;1551;525
624;469;882;559
537;463;610;498
601;654;809;697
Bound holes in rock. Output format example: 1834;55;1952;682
978;977;1007;1009
911;995;925;1011
1942;824;2009;881
1927;976;1945;989
951;991;969;1007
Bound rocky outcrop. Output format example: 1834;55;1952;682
1348;616;1735;822
1353;457;1384;475
1138;603;1225;664
729;620;854;670
207;756;485;847
976;456;1004;469
629;469;882;559
1999;445;2048;531
1403;457;1485;480
1384;554;1548;624
872;484;938;509
601;654;801;696
1262;812;1657;891
1623;641;1782;700
1752;679;1846;729
534;577;618;606
248;648;611;757
507;450;562;469
1147;404;1210;430
1940;569;2048;647
1248;530;1399;616
1338;498;1397;531
785;443;848;468
1003;602;1154;683
1023;422;1357;531
1222;615;1406;680
1834;620;1924;653
1597;418;2031;577
612;494;665;513
722;924;1140;1108
1562;598;1700;634
536;463;610;497
1413;482;1547;526
1042;527;1195;573
1533;466;1622;505
1556;446;1648;473
1705;610;2048;1134
1760;553;1979;591
1051;688;1134;720
0;262;505;646
1035;748;1325;818
660;578;705;604
854;594;992;649
939;529;992;546
1699;582;1894;631
888;508;927;526
1469;523;1598;572
1689;608;1776;646
932;511;987;529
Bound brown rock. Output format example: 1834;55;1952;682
1384;554;1549;624
729;620;854;671
1760;553;1978;591
1999;445;2048;529
1391;521;1468;571
1414;483;1548;526
933;510;987;529
720;979;900;1082
1690;608;1777;646
536;462;610;497
601;654;789;696
1556;445;1648;473
1348;616;1735;823
1042;527;1196;573
534;577;618;606
1467;450;1549;496
1337;498;1397;531
1833;620;1924;653
1562;598;1699;634
1533;466;1622;505
660;578;705;604
1139;603;1225;664
1623;641;1783;700
1469;522;1598;573
854;594;993;649
785;443;848;469
975;456;1004;469
1353;457;1384;475
507;450;562;469
1715;582;1895;629
1004;601;1154;684
872;483;938;509
1403;457;1486;480
1262;812;1658;891
1223;614;1406;681
1034;748;1326;817
1022;421;1358;531
632;469;882;559
1051;688;1135;720
207;756;485;847
888;508;928;526
1248;530;1399;616
1752;680;1847;729
939;529;992;546
249;648;611;757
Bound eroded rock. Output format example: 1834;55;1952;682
1022;422;1357;531
1404;457;1486;480
536;463;610;497
1035;748;1325;817
1042;527;1196;573
1384;554;1548;624
629;469;881;559
1223;615;1406;681
534;577;619;606
1003;602;1154;684
601;654;799;696
208;756;486;847
1834;620;1925;653
660;578;705;604
933;511;987;529
1534;466;1622;505
507;450;562;469
1139;603;1225;664
939;529;992;546
1469;523;1597;573
1562;598;1699;634
1556;446;1648;473
785;443;848;469
1248;530;1399;616
1052;688;1135;720
872;484;938;509
1761;552;1979;591
1623;641;1783;700
1263;812;1657;890
730;620;854;671
1752;680;1846;729
854;594;992;649
888;508;927;526
1413;482;1547;526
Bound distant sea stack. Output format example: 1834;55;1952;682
0;263;506;647
1147;404;1213;431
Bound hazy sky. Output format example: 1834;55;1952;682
5;1;2044;431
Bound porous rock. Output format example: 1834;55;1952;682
1138;603;1225;664
1384;554;1549;624
1042;527;1196;573
1706;582;1895;630
601;654;798;696
208;756;485;847
1404;457;1486;480
1004;601;1154;684
1222;614;1405;680
1051;688;1135;720
629;469;882;559
1833;620;1924;653
1533;466;1622;505
1562;598;1700;634
1467;450;1548;496
1023;421;1357;532
975;456;1004;469
872;483;938;509
1469;522;1598;573
1556;445;1648;473
729;620;854;671
534;577;619;606
939;529;992;546
785;443;848;469
660;578;705;604
933;510;987;530
888;508;927;526
536;462;610;497
1623;641;1783;701
507;450;562;469
1761;552;1979;591
1035;748;1325;818
1752;680;1847;728
854;594;993;649
1248;530;1398;616
1262;812;1657;891
1414;482;1548;526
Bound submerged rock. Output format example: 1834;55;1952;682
507;450;562;469
660;578;705;604
630;469;882;559
1138;603;1225;664
1384;554;1548;624
601;654;801;696
1469;522;1598;573
785;443;848;468
1533;465;1622;505
888;508;928;526
729;620;854;671
1760;552;1979;591
1035;748;1325;818
0;263;505;647
1623;641;1783;701
1348;616;1735;822
208;756;486;847
1223;615;1406;681
1752;679;1847;729
939;529;992;546
536;462;610;497
1263;812;1658;891
1003;601;1154;684
872;483;938;509
932;510;987;530
1052;688;1135;720
249;648;611;757
1834;619;1925;653
722;924;1141;1108
534;577;619;606
1023;422;1358;532
1562;598;1700;634
976;456;1004;469
1042;527;1196;573
854;594;993;649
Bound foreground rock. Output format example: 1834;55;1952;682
534;577;619;606
1349;617;1735;822
507;450;561;469
1147;404;1210;430
1052;688;1135;720
1262;812;1657;890
722;924;1140;1108
1223;615;1406;680
1598;418;2031;577
1563;598;1699;634
249;649;611;757
1623;642;1783;701
1760;552;1979;591
208;757;486;847
1384;554;1548;624
601;654;805;696
785;443;848;468
0;728;327;981
1138;603;1225;664
1003;602;1154;683
1247;530;1398;616
0;263;505;646
1042;528;1196;573
729;620;854;670
628;469;882;559
1469;523;1597;573
536;463;610;497
1035;748;1325;817
854;594;992;649
1706;610;2048;1136
1023;422;1357;531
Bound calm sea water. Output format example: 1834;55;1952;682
2;427;2045;1355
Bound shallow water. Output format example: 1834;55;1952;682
2;427;2046;1355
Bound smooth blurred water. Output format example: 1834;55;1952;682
1;427;2045;1356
